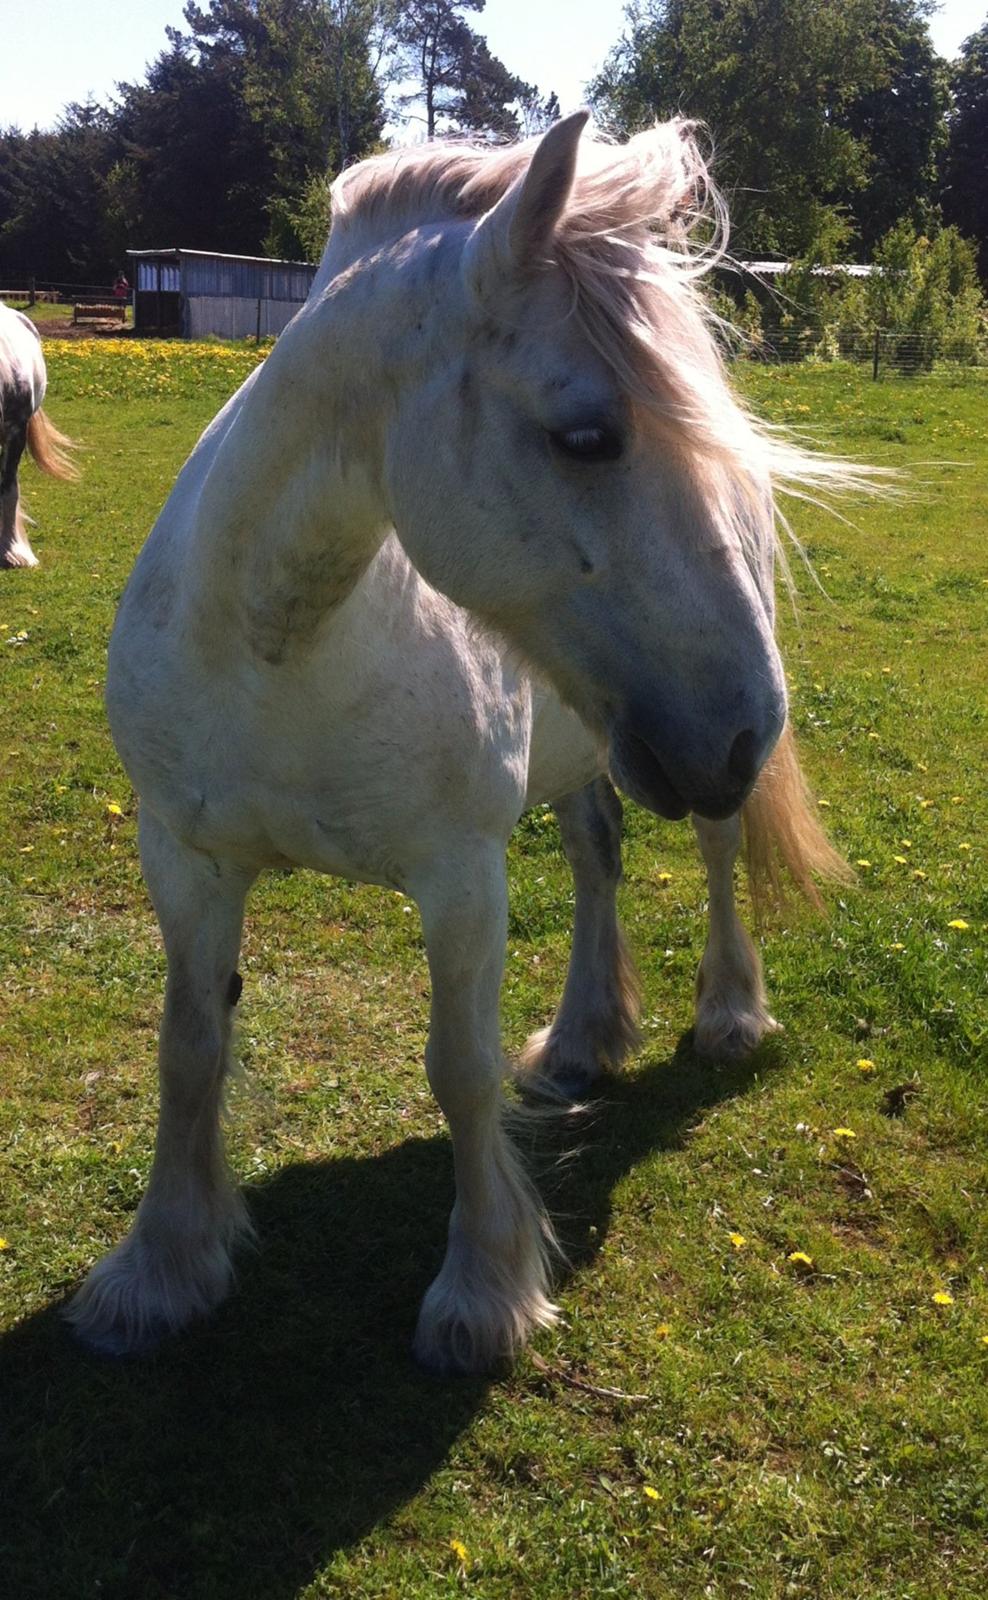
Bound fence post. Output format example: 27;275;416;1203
872;327;881;381
29;276;35;306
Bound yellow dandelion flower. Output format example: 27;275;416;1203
856;859;872;869
900;838;912;848
449;1538;469;1564
643;1485;660;1501
0;1238;8;1250
729;1232;747;1250
919;799;934;810
656;1323;672;1339
888;941;905;951
893;855;908;865
950;796;964;804
917;762;928;772
788;1251;814;1269
19;845;33;854
980;1335;988;1347
947;919;969;931
106;802;124;817
912;869;928;881
932;1291;954;1306
656;871;673;885
833;1127;857;1140
856;1059;876;1073
818;798;831;808
958;843;972;852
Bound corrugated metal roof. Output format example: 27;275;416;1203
127;247;316;269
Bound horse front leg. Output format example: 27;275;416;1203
67;810;256;1354
411;844;557;1375
519;777;640;1100
692;812;778;1059
0;420;38;569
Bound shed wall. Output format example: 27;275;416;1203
135;261;181;293
186;296;304;339
183;257;315;301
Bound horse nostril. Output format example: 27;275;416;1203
727;728;759;789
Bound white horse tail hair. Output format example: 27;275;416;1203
742;721;853;918
26;407;78;480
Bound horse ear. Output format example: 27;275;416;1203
464;110;589;304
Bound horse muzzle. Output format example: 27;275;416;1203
608;712;778;822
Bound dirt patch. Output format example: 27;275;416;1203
33;319;132;339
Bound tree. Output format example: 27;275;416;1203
112;33;270;258
393;0;532;138
942;19;988;278
109;0;386;260
519;87;561;137
590;0;948;260
0;103;123;282
324;0;396;167
181;0;384;203
841;1;949;251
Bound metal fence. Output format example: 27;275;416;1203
740;324;988;377
0;275;123;304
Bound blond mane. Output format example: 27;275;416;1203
331;122;876;550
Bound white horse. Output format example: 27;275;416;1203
69;115;851;1374
0;302;76;567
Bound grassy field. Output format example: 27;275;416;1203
3;297;133;329
0;345;986;1600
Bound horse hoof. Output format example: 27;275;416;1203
692;1012;781;1062
541;1063;598;1103
65;1302;172;1359
411;1341;497;1380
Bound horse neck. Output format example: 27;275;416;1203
191;233;436;664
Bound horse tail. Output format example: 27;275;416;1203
26;408;78;481
742;722;853;917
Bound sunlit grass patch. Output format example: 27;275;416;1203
0;353;985;1599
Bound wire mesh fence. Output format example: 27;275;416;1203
736;324;988;376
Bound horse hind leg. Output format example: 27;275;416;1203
67;811;256;1354
692;812;779;1060
0;419;38;569
519;777;640;1101
411;844;557;1374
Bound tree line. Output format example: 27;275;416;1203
0;0;984;290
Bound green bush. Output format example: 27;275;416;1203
717;220;987;367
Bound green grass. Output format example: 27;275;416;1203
0;353;986;1600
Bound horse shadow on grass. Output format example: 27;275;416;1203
0;1033;783;1600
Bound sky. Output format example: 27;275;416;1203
1;0;984;134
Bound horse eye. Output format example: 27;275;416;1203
550;426;623;463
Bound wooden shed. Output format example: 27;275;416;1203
127;248;318;339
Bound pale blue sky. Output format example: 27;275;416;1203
1;0;983;133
